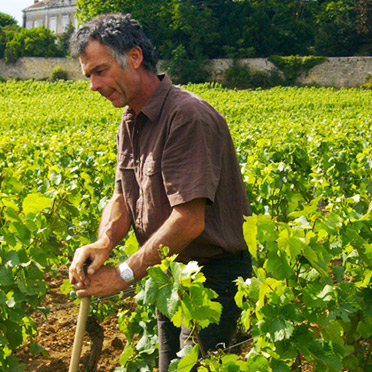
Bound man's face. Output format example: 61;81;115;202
79;40;140;108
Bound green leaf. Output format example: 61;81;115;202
30;340;48;357
147;267;173;317
272;318;295;341
172;344;199;372
246;354;270;371
22;193;52;215
257;215;278;243
271;358;291;372
303;245;328;277
124;232;140;256
12;222;31;244
4;207;22;223
307;340;342;371
265;250;293;280
321;320;343;345
143;277;159;305
0;289;8;305
3;319;23;349
356;317;372;339
302;283;335;308
243;216;257;259
167;286;181;318
0;266;14;286
292;216;312;230
120;345;135;365
49;169;62;185
4;250;20;268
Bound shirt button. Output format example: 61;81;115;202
135;159;139;165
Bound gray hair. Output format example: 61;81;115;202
70;13;158;73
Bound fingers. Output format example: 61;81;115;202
75;266;127;298
76;287;91;298
69;246;90;285
86;254;107;276
69;242;111;284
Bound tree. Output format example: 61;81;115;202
4;27;62;63
76;0;128;24
73;0;366;68
0;12;17;28
356;0;372;35
314;0;361;56
0;13;19;60
57;23;75;56
75;0;216;82
356;0;372;53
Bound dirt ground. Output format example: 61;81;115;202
15;271;313;372
15;271;129;372
14;270;252;372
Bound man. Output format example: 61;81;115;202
68;13;251;371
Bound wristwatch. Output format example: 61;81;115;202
118;262;135;284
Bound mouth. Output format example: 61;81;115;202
104;90;117;101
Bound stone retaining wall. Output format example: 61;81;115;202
0;57;83;81
1;56;372;87
297;57;372;87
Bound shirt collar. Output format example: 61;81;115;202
139;73;173;123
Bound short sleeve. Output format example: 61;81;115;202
114;128;123;194
161;104;227;207
114;165;123;193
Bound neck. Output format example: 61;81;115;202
130;70;160;114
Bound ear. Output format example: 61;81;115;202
127;46;143;70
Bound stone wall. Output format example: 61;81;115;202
297;57;372;87
0;57;83;81
205;58;285;83
1;56;372;87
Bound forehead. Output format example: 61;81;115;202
79;40;116;75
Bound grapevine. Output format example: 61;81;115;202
0;80;371;371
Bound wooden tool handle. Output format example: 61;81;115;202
69;296;91;372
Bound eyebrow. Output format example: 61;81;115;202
84;64;107;78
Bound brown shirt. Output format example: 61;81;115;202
115;74;250;258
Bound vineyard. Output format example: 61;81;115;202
0;80;372;371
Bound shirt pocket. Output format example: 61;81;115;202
117;152;138;205
142;159;168;208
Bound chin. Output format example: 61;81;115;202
111;100;126;108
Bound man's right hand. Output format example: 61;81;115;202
68;239;112;288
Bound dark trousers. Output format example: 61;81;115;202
157;250;252;372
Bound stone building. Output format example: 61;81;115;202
22;0;77;35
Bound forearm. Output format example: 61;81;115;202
69;192;131;285
73;198;205;298
98;192;131;249
126;198;206;280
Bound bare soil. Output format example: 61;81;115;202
15;271;129;372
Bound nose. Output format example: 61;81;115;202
90;75;102;92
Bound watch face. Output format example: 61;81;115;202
119;262;134;283
122;269;133;280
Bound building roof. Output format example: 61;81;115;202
23;0;76;12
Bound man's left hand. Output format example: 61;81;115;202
75;265;127;298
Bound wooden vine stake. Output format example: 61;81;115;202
69;296;91;372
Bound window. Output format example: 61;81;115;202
50;16;57;33
62;15;69;32
34;19;43;27
26;20;33;29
